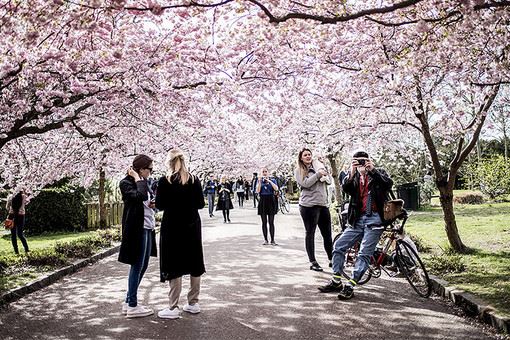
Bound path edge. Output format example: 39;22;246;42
430;275;509;334
0;245;120;307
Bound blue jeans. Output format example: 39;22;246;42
11;214;29;254
126;229;152;307
332;213;384;283
207;193;215;216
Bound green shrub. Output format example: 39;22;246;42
54;235;107;258
95;227;121;243
453;192;484;204
0;255;20;273
407;233;431;253
25;179;87;235
468;156;510;200
426;250;466;275
25;249;68;267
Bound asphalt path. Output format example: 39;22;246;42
0;204;501;340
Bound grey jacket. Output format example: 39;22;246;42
295;165;331;207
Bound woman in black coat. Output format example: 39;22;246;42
156;148;206;319
118;154;157;318
216;176;234;223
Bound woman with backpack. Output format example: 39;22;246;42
6;189;30;254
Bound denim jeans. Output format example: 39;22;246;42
332;212;384;283
126;229;152;307
207;193;215;216
11;214;29;254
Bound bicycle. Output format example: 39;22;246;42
332;211;432;298
277;186;291;214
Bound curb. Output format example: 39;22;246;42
0;244;120;307
430;275;510;333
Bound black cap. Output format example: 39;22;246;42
353;151;369;158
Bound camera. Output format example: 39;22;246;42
354;158;366;166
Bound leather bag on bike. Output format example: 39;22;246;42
383;190;404;221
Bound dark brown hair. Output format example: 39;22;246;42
132;154;153;171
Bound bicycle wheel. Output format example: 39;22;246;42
339;243;372;285
395;239;432;298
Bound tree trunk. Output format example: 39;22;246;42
326;154;342;206
438;185;466;252
98;167;107;229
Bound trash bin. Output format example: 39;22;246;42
397;182;420;210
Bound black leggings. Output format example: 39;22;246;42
237;192;244;207
11;214;29;254
261;214;275;242
299;205;333;263
222;209;230;221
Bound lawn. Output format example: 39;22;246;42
0;230;97;293
406;201;510;316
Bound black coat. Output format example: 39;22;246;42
342;169;393;226
216;183;234;210
118;176;157;265
156;174;206;282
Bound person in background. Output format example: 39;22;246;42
6;189;30;255
256;168;279;245
244;177;251;201
251;172;259;208
118;154;157;318
216;176;234;223
338;165;350;201
156;148;206;319
204;174;217;217
295;148;333;272
235;176;245;207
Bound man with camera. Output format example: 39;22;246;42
318;150;393;300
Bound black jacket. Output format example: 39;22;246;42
156;175;206;282
118;176;157;265
342;169;393;226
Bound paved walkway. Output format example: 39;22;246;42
0;204;500;339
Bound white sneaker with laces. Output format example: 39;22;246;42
183;303;201;314
126;305;154;318
121;302;128;315
158;307;181;319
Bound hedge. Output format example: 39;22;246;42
25;182;87;235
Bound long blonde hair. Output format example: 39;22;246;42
297;148;312;180
165;148;193;185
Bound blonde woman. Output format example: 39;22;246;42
295;148;333;272
155;148;206;319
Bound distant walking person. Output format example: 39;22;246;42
295;148;333;272
251;172;259;208
118;154;157;318
204;174;217;217
216;176;233;223
235;176;245;207
256;168;279;245
156;148;206;319
6;189;29;254
338;165;350;200
244;178;251;201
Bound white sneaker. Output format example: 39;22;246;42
121;302;128;315
183;303;201;314
158;307;181;319
126;305;154;318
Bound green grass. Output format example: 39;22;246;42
0;230;96;257
407;202;510;316
0;230;96;293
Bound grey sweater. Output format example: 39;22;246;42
295;165;332;207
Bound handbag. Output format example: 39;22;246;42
383;190;405;221
4;216;14;230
